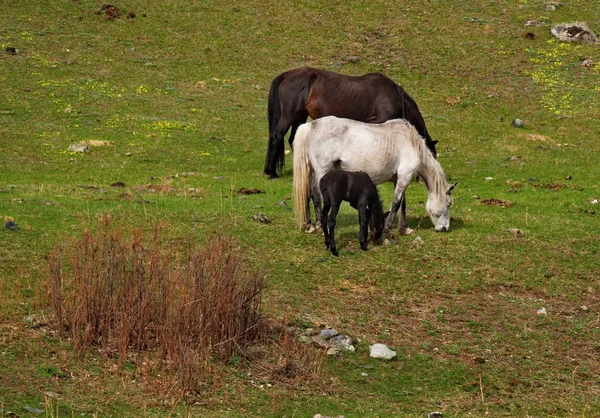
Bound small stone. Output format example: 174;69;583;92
251;213;271;224
347;56;360;64
472;195;480;199
508;228;522;235
23;406;45;415
525;19;544;27
582;59;594;67
5;221;18;230
581;306;589;312
319;328;339;339
590;198;598;205
311;335;330;348
369;343;397;360
537;307;547;315
67;143;90;154
331;335;355;352
512;118;524;128
5;47;17;55
326;347;339;356
428;412;443;418
412;236;424;247
485;177;494;181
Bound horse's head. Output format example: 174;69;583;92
426;182;458;232
370;206;386;245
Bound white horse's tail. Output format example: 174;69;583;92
292;123;311;228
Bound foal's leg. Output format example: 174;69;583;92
327;203;341;256
358;203;369;251
320;196;332;249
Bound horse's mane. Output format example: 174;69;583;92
393;119;447;198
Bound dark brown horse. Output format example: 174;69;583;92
264;67;437;179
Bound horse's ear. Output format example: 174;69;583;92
447;182;459;194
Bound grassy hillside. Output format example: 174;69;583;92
1;0;599;416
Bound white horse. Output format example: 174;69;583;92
292;116;457;236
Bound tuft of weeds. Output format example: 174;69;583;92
46;214;265;398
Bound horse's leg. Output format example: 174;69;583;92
384;179;411;238
311;175;323;231
327;203;340;256
288;122;304;148
321;198;332;250
265;123;289;179
358;203;369;251
397;193;414;235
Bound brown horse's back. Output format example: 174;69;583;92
265;66;436;178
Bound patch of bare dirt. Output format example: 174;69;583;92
480;198;513;207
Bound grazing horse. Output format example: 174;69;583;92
319;170;385;256
293;116;457;236
264;67;437;179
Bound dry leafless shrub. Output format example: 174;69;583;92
46;214;265;396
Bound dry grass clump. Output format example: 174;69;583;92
46;215;265;396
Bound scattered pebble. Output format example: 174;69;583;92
331;335;355;352
590;198;598;205
412;236;424;247
251;213;271;224
67;143;90;154
582;59;594;67
326;347;339;356
369;343;397;360
5;220;18;230
508;228;522;235
428;412;443;418
485;177;494;181
5;47;17;55
319;328;339;339
537;307;547;316
512;118;524;128
23;406;44;415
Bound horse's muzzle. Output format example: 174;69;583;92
436;226;449;233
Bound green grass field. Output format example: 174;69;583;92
1;1;599;416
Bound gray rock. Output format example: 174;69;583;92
369;343;397;360
251;213;271;224
319;328;338;339
5;220;18;230
545;1;562;11
67;143;90;154
24;406;45;415
326;347;339;356
311;335;330;348
550;22;599;44
512;118;524;128
331;335;355;352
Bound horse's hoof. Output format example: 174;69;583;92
400;227;415;235
331;249;339;257
268;174;279;180
360;244;368;251
304;225;316;233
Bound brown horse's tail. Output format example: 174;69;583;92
265;73;285;176
292;123;311;228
